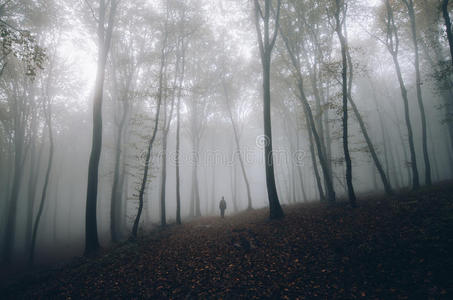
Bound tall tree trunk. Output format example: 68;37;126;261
335;0;356;207
160;133;168;226
25;122;42;255
404;0;432;185
85;0;118;255
343;21;392;195
254;0;284;219
348;96;392;194
175;38;186;225
278;17;336;203
29;100;54;265
131;23;167;238
384;0;420;190
391;54;420;189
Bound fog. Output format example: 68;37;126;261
1;0;452;268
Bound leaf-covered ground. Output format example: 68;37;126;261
2;184;453;299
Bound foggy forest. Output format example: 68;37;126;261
1;0;453;298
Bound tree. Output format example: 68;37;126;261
342;9;393;195
84;0;118;256
442;0;453;68
380;0;420;190
108;31;136;242
278;0;336;203
175;35;186;225
333;0;356;207
1;63;32;263
0;0;46;264
131;9;169;238
159;48;177;227
401;0;432;185
253;0;284;219
219;58;254;210
29;57;55;265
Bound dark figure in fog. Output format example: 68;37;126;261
219;196;227;218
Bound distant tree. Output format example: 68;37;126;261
175;34;186;225
0;0;46;264
219;56;254;211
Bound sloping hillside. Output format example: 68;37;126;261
2;184;453;299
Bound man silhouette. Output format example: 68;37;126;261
219;196;227;218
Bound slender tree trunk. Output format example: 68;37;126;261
230;160;239;213
85;0;118;255
175;100;182;224
307;123;325;201
210;159;216;215
160;134;168;226
384;0;420;190
25;126;42;254
335;0;356;207
193;142;201;217
369;80;392;183
2;101;26;263
404;0;432;185
343;25;392;195
29;100;54;265
254;0;284;219
391;54;420;189
110;102;128;242
131;102;161;239
131;25;167;238
348;96;392;194
175;38;186;225
279;19;336;203
222;82;253;210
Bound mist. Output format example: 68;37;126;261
1;0;453;297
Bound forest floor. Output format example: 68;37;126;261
2;183;453;299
